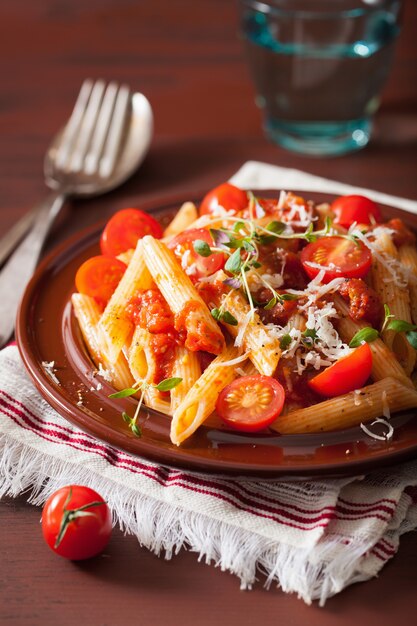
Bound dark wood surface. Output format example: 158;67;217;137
1;1;417;624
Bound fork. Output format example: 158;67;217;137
0;79;134;348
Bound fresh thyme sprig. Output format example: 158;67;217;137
192;208;334;329
109;377;182;437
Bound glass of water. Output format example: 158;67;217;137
238;0;403;156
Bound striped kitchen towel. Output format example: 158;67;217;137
1;343;417;605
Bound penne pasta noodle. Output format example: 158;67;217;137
170;345;202;414
99;240;154;364
141;235;225;354
128;326;171;415
71;293;134;390
207;271;281;376
333;295;413;388
170;345;244;445
369;231;415;375
399;244;417;325
117;248;135;265
163;202;198;239
286;312;306;332
272;377;417;434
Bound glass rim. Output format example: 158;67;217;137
238;0;401;19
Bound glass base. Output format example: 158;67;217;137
264;117;371;157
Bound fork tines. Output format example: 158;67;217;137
55;79;131;178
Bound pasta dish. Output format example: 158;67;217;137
71;183;417;446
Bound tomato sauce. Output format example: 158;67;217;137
385;218;416;247
275;362;323;410
126;289;185;384
197;280;227;309
175;300;224;354
338;278;383;329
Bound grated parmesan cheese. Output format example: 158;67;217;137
234;310;253;348
217;351;250;368
360;418;394;441
351;228;409;288
97;363;112;382
41;361;60;385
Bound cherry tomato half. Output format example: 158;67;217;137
308;343;373;398
216;375;285;432
331;195;381;228
199;183;248;216
100;208;163;257
41;485;112;560
300;236;372;283
75;255;126;307
168;228;225;281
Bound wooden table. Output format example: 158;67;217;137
1;1;417;624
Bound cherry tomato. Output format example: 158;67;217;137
41;485;112;560
308;343;373;398
300;236;372;283
216;375;285;432
199;183;248;216
100;208;163;256
75;255;126;307
331;195;381;228
168;228;225;281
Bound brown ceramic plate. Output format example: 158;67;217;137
16;191;417;478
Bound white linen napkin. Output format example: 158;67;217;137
1;161;417;606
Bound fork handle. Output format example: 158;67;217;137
0;191;67;347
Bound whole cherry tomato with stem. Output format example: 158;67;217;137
42;485;112;560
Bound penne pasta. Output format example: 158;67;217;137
117;248;135;265
99;240;154;364
399;244;417;325
369;231;415;375
163;202;198;239
72;293;134;390
170;345;202;414
208;271;281;376
141;235;225;354
170;345;244;445
272;377;417;434
128;326;171;415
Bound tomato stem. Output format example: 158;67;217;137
54;487;105;549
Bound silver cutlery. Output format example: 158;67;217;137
0;78;153;348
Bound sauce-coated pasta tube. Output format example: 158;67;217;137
142;236;225;354
272;377;417;434
170;345;244;445
163;202;198;240
207;271;281;376
369;231;415;375
128;326;171;415
99;240;154;364
72;293;134;390
170;346;202;414
399;244;417;326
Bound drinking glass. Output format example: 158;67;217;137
238;0;403;156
